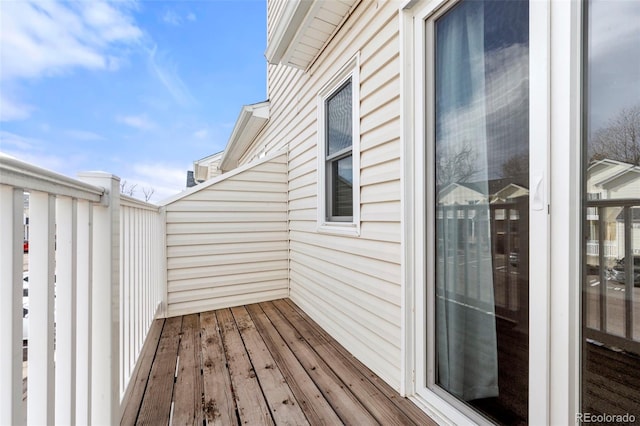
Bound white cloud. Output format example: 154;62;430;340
147;45;195;107
65;129;105;141
161;10;196;26
0;94;33;121
0;150;69;174
0;1;142;82
0;131;38;150
0;131;86;174
116;114;156;130
162;10;182;26
193;129;208;139
125;162;190;201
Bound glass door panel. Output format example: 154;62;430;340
582;0;640;415
432;0;529;423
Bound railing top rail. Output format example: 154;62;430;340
585;198;640;208
121;194;160;211
0;155;104;202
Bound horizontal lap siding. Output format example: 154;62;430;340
164;155;289;317
261;1;403;390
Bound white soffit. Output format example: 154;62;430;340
266;0;358;70
219;101;270;171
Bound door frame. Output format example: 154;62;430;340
399;0;582;423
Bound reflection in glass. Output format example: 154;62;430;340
327;80;352;156
433;0;529;423
582;0;640;418
331;155;353;217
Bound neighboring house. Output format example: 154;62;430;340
491;183;529;204
159;1;640;425
438;182;487;205
187;151;225;187
585;159;640;265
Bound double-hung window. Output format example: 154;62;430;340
318;55;360;235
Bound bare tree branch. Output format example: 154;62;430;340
142;187;155;202
120;180;137;197
502;153;529;185
436;142;479;188
589;105;640;166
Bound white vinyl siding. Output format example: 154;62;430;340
253;0;405;390
164;153;288;317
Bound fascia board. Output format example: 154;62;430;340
194;151;224;165
219;102;270;171
265;0;313;65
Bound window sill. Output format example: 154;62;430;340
317;222;360;237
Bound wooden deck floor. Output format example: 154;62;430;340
121;299;437;426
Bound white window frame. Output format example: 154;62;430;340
317;54;361;236
400;0;582;424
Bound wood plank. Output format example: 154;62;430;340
200;311;238;425
283;299;438;426
136;316;182;426
230;306;310;426
120;318;164;426
246;304;343;425
216;308;274;425
258;302;379;425
172;314;203;426
272;299;415;425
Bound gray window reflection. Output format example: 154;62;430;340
582;0;640;418
433;0;529;423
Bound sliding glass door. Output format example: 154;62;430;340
582;0;640;417
431;0;529;423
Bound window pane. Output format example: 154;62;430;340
582;0;640;416
331;155;353;218
433;0;529;423
327;80;352;157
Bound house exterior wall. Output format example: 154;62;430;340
203;158;223;180
164;153;289;317
245;0;405;390
194;152;224;183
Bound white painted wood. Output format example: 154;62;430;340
27;191;56;425
548;0;583;423
117;198;164;408
77;172;120;426
55;196;78;425
0;186;24;426
75;200;92;425
0;155;102;201
164;153;288;316
529;1;552;424
2;158;164;424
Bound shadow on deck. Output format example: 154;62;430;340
121;299;437;425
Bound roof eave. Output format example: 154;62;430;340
265;0;359;71
265;0;313;67
219;101;270;172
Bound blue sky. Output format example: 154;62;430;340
0;0;267;202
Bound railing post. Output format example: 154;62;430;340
0;186;25;425
78;172;121;425
55;196;78;425
28;191;57;425
75;200;93;424
159;207;168;318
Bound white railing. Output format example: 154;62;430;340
585;240;618;259
119;195;165;402
0;156;165;425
